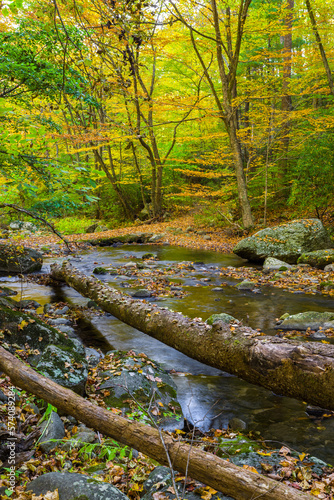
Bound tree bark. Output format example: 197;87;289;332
51;261;334;410
279;0;294;193
305;0;334;98
0;346;313;500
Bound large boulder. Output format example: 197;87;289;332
276;311;334;331
0;305;88;394
0;243;42;273
297;249;334;269
233;219;333;264
26;472;129;500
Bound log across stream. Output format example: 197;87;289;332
2;244;334;464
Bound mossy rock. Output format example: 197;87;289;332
277;311;334;331
95;350;183;431
0;243;43;273
93;267;108;275
35;345;88;395
236;280;256;291
319;281;334;291
206;313;237;325
0;305;88;394
142;253;156;260
234;219;333;264
26;472;129;500
297;249;334;269
217;435;260;458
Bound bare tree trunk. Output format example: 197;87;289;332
280;0;294;194
0;346;313;500
51;261;334;410
305;0;334;97
174;0;254;228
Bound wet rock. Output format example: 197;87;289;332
26;472;129;500
309;331;328;340
54;306;70;315
231;450;328;475
39;411;65;452
124;261;137;268
132;289;152;298
0;243;43;273
0;389;8;402
44;303;53;313
142;253;156;260
298;249;334;269
229;417;247;431
0;305;87;392
206;313;237;325
93;266;108;275
107;268;119;275
142;466;234;500
49;318;72;326
277;311;334;330
143;466;171;492
263;257;292;271
57;325;76;336
16;299;42;309
236;280;256;291
35;344;88;395
233;219;333;264
324;263;334;272
96;351;183;431
0;286;17;297
85;347;104;367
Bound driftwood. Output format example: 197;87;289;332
0;346;313;500
51;261;334;410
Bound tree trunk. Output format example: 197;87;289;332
305;0;334;98
279;0;294;194
0;346;313;500
51;261;334;410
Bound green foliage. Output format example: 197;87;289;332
96;182;142;223
288;132;334;216
30;197;83;217
54;216;97;234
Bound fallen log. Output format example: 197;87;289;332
51;261;334;410
0;346;313;500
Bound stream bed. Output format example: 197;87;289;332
2;243;334;464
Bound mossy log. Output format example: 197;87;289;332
51;261;334;410
0;346;313;500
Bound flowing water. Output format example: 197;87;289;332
1;244;334;463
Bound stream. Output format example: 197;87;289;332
1;243;334;464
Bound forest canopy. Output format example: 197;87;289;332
1;0;334;229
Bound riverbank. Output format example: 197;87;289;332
0;215;239;255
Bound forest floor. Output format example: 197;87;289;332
5;214;239;254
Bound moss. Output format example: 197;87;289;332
217;435;260;458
